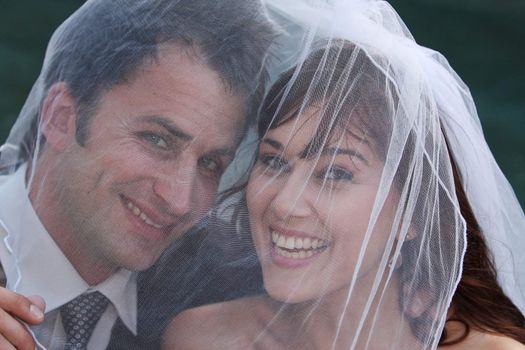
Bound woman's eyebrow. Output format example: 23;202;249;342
261;138;283;150
322;147;369;165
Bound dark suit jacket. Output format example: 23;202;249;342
0;209;262;349
107;216;264;349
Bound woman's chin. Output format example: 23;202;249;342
263;277;316;304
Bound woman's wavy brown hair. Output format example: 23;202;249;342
439;165;525;345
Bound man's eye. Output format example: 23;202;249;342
323;166;354;181
259;154;288;171
141;132;168;149
199;157;223;176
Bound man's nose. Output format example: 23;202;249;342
153;162;195;217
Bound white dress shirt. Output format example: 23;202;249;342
0;164;137;350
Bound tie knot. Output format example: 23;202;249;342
60;291;110;350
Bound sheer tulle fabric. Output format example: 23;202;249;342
195;0;523;348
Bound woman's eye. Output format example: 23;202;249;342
323;166;354;181
141;132;168;149
259;154;288;171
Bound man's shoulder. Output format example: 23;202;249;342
162;297;266;349
134;218;264;347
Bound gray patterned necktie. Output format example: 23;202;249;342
60;291;110;350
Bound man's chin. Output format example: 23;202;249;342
112;247;165;272
108;228;188;271
123;259;158;272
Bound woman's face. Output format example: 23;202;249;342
247;108;398;303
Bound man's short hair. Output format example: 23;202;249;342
23;0;274;154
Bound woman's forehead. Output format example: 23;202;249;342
266;107;375;159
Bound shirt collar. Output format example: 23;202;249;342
0;164;137;334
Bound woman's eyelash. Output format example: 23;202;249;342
258;153;354;182
259;154;288;170
320;166;354;181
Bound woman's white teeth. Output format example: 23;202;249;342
271;231;326;259
126;201;163;229
275;246;314;259
285;237;295;249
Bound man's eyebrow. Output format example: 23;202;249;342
260;138;283;150
322;147;369;165
141;115;193;142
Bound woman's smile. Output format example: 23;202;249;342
269;225;330;267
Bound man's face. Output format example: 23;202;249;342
48;45;245;272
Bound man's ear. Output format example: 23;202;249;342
40;82;77;151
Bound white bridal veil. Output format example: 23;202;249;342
201;0;525;348
261;0;525;314
0;0;523;349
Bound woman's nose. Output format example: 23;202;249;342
269;170;313;220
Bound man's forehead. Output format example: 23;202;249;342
98;45;244;116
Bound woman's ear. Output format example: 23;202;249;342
40;82;77;151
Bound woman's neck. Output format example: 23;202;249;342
262;273;417;349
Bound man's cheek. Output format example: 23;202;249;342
197;184;218;215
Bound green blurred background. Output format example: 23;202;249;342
1;0;524;205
